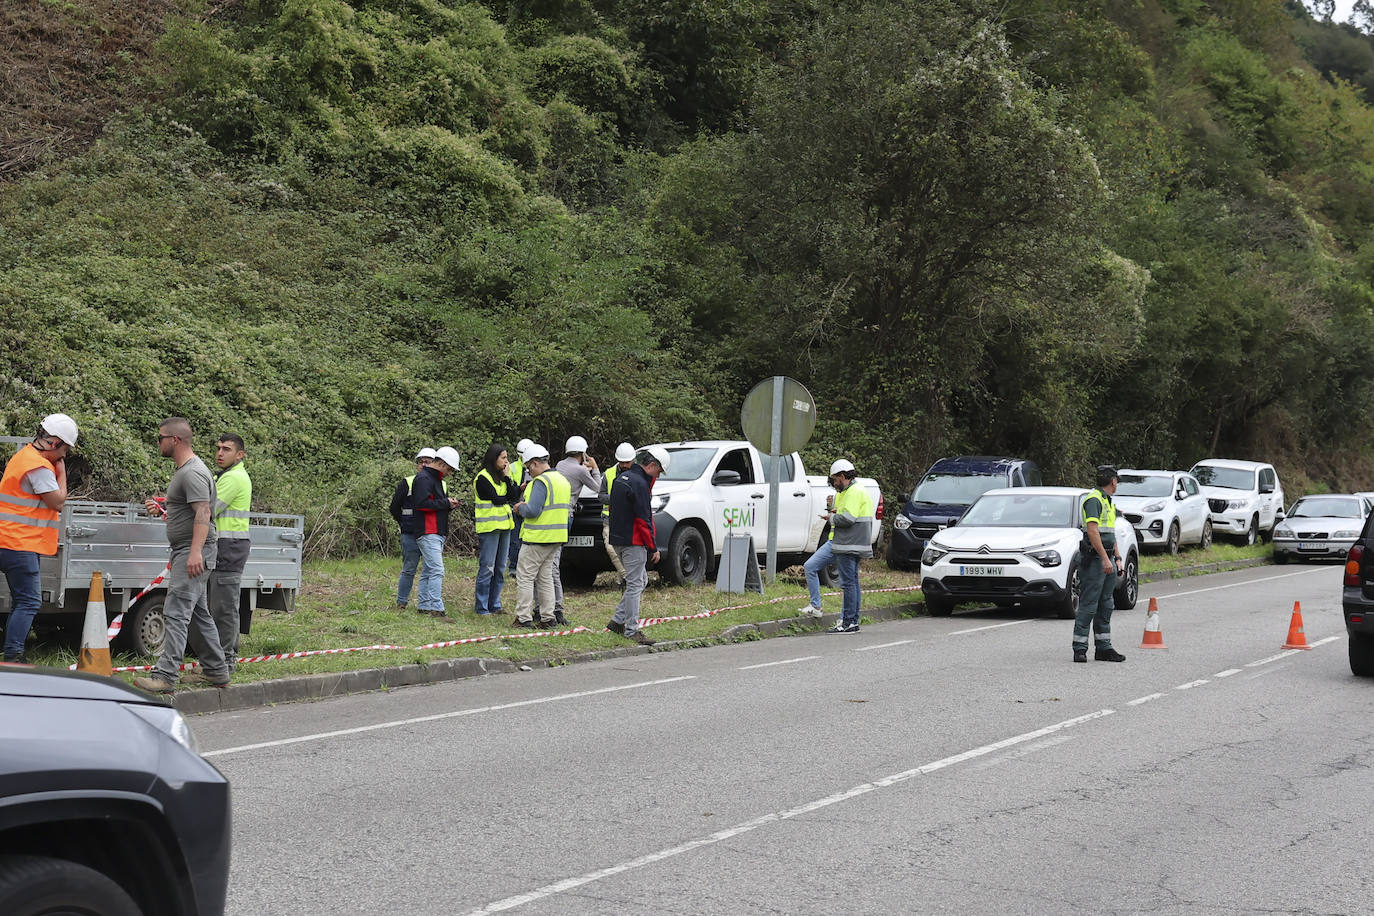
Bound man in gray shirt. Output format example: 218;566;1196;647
132;418;230;693
551;435;602;625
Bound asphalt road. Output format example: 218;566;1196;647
196;564;1371;915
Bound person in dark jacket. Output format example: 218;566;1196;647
606;446;670;646
390;447;435;609
411;446;462;617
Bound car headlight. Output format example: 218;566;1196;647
894;515;911;531
1334;530;1359;539
1026;547;1061;567
651;494;670;514
922;545;949;566
1274;525;1293;538
1227;499;1251;510
1142;502;1165;513
123;703;200;755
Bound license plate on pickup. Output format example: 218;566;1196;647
1298;541;1325;550
567;536;595;547
958;565;1006;576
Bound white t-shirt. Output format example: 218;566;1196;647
21;467;58;496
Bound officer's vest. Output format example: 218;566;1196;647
601;465;620;519
1080;487;1117;549
828;482;875;541
473;468;514;534
520;471;572;544
509;458;524;489
214;462;252;539
0;445;61;555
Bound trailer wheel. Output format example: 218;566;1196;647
121;594;167;657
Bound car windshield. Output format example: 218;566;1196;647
1191;465;1256;490
1288;498;1363;519
658;448;717;481
1116;475;1172;498
959;493;1078;528
912;471;1010;505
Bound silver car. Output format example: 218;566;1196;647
1272;495;1370;563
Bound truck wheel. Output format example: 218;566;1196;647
1113;552;1139;610
0;855;142;916
1056;557;1081;620
1242;516;1259;546
663;526;708;586
121;594;167;657
1351;633;1374;677
924;595;954;616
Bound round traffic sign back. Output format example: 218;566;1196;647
741;376;817;455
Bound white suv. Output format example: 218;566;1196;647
1189;459;1284;545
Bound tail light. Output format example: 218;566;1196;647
1345;544;1364;587
875;494;885;520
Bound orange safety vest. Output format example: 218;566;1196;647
0;444;60;555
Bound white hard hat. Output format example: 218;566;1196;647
433;446;462;470
830;459;856;476
516;438;533;453
41;413;78;447
416;447;438;460
614;442;635;462
565;435;588;454
645;445;671;472
522;443;550;462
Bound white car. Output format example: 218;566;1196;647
1272;494;1369;563
1114;469;1212;554
1189;459;1285;545
920;487;1139;620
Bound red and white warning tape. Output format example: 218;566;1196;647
106;563;172;640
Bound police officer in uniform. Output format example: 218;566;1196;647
1075;465;1126;663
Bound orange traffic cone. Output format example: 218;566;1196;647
76;571;113;676
1282;601;1312;650
1139;597;1167;649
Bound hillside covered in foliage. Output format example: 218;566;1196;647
4;0;1374;551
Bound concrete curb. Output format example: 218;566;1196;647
173;558;1271;715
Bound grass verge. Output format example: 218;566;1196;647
1138;541;1271;575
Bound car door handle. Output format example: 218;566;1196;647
792;491;806;497
750;493;765;499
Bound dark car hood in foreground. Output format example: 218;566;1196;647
0;666;163;704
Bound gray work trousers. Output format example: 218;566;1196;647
209;566;244;672
155;545;228;683
1073;552;1118;649
611;546;647;635
515;542;560;624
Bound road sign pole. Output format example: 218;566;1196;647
766;375;783;584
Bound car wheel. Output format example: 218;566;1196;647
1273;551;1289;565
1166;521;1181;555
663;526;708;586
884;537;908;571
120;594;166;657
1056;557;1081;620
1113;552;1139;610
924;595;954;616
1199;519;1213;550
559;565;598;588
1351;633;1374;677
1243;516;1259;547
0;855;142;916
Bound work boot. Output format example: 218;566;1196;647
1073;648;1088;663
627;630;656;646
606;621;625;635
554;610;569;626
511;619;537;629
132;675;176;694
1095;646;1126;662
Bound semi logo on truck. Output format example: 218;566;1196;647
722;506;755;529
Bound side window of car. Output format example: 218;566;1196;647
1184;477;1199;497
758;453;794;484
1022;463;1043;487
1260;467;1275;492
717;449;755;484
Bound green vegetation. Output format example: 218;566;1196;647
1138;541;1273;574
5;0;1374;553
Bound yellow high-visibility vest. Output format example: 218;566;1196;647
473;468;514;534
520;471;571;544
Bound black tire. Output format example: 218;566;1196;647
884;536;907;571
1113;552;1139;610
0;855;142;916
559;565;598;588
1199;519;1213;550
924;595;955;616
1166;521;1181;556
1274;551;1290;565
1056;557;1081;620
1242;516;1259;546
119;594;166;657
662;526;708;586
1351;632;1374;677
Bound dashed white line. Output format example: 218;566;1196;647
1310;635;1341;647
1127;693;1165;706
853;639;915;652
1246;650;1299;667
947;619;1034;636
1176;679;1209;690
460;708;1116;915
1214;669;1241;678
202;676;696;757
738;655;821;671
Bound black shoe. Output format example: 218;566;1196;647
606;621;625;635
1073;649;1087;663
1095;647;1126;662
538;618;557;629
554;611;568;626
511;619;537;629
2;654;29;664
826;622;860;634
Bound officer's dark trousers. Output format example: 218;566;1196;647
1073;554;1117;649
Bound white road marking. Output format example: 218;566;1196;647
1154;567;1327;601
947;619;1034;636
1175;679;1209;690
1127;693;1165;706
1214;669;1241;678
738;655;821;670
965;735;1074;772
1311;635;1341;647
1246;650;1300;667
460;708;1116;915
853;639;915;652
202;676;696;757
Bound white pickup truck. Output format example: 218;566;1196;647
561;440;883;585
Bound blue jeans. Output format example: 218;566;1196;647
803;540;835;609
1;547;41;658
396;532;421;607
417;534;446;613
475;529;510;614
836;553;861;626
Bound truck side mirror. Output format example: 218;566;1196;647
712;470;741;486
947;516;961;527
1259;483;1274;494
898;492;909;504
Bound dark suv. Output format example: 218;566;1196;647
1341;513;1374;677
0;667;231;915
886;457;1043;570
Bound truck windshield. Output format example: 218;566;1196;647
960;493;1077;527
912;472;1009;506
1190;466;1256;490
659;448;717;481
1116;475;1172;498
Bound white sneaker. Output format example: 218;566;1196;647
798;605;824;618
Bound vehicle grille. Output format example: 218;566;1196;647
1208;499;1229;513
912;525;942;539
948;557;1024;566
1122;513;1143;525
944;577;1028;595
1297;532;1327;540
